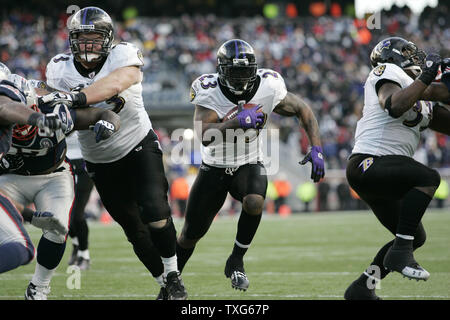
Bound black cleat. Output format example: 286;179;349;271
156;287;169;300
224;255;249;291
383;247;430;281
165;271;187;300
344;280;381;300
68;245;79;266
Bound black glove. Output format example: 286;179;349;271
28;112;65;136
91;120;115;143
441;58;450;91
0;154;24;174
418;53;442;85
38;91;87;108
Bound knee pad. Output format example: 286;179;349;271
243;195;264;215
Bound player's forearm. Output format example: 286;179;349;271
429;104;450;135
0;100;39;126
298;108;322;147
421;83;450;103
80;67;141;105
200;119;241;146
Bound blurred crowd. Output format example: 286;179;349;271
1;5;449;212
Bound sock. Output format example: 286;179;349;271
397;188;433;236
36;236;66;270
232;209;262;258
31;263;55;287
0;242;33;273
367;240;394;280
176;241;195;273
148;218;176;258
77;219;89;251
77;249;90;260
392;236;414;250
129;234;164;278
154;274;165;287
161;255;178;276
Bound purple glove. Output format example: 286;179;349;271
299;146;325;183
236;106;265;129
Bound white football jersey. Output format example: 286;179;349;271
46;42;151;163
190;69;287;167
352;63;433;157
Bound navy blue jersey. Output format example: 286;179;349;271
0;80;27;159
7;102;76;175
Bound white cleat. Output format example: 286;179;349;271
25;282;51;300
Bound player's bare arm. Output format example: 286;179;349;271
0;96;61;133
80;66;141;105
378;53;442;117
194;105;241;146
429;103;450;135
73;107;120;131
273;92;325;182
273;92;322;146
421;82;450;103
0;95;39;125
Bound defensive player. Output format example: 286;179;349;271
0;63;67;274
40;7;186;299
0;73;120;299
175;39;325;291
344;37;450;300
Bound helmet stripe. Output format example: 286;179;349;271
234;40;239;58
82;8;88;25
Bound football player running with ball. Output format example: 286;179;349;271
344;37;450;300
175;39;325;292
41;7;187;299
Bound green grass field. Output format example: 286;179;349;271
1;209;449;300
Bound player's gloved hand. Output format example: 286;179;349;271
27;112;66;136
90;120;116;143
236;105;265;129
418;53;442;85
299;146;325;183
38;91;87;108
0;154;24;174
30;211;68;235
440;58;450;91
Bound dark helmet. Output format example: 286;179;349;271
370;37;425;76
68;7;114;63
217;39;257;95
0;62;11;80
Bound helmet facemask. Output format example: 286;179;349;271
400;42;426;78
218;58;257;95
70;30;113;63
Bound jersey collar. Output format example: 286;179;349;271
73;57;107;79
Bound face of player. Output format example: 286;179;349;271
77;32;104;66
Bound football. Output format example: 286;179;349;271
221;103;262;122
